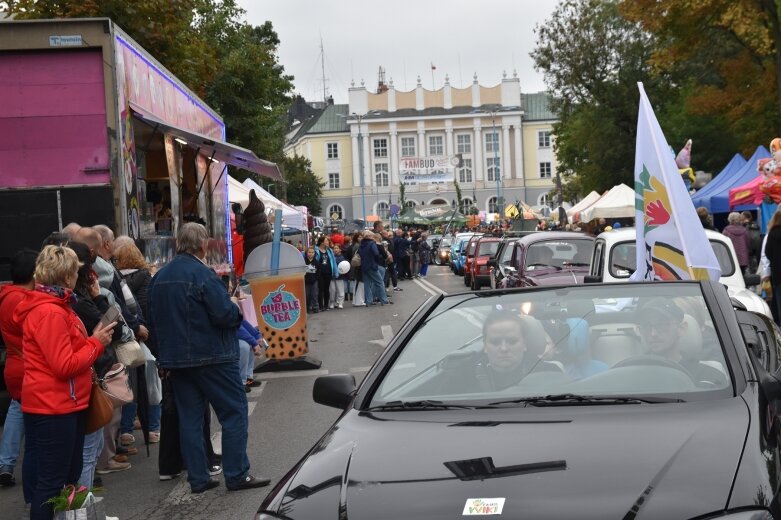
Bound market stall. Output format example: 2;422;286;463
579;184;635;222
567;191;602;222
242;178;307;230
691;149;766;214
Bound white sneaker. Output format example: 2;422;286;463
337;304;343;309
328;305;334;309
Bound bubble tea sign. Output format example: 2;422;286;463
244;236;321;370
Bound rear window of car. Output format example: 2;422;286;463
609;240;736;279
477;241;500;257
467;241;479;255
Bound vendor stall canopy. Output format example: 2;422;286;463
579;184;635;222
691;149;766;214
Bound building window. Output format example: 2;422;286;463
327;142;339;159
538;131;551;148
373;138;388;158
538;193;551;207
375;163;389;187
487;196;499;213
458;158;473;183
456;134;472;154
486;157;501;182
539;162;552;178
461;197;473;212
485;131;499;153
377;202;390;220
428;135;444;156
400;136;416;157
328;204;344;220
405;200;416;209
328;172;340;189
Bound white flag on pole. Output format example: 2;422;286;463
632;83;721;282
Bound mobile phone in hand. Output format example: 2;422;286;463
99;306;121;328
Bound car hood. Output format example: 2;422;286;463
726;285;772;317
526;268;587;285
264;399;747;519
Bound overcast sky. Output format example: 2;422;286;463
238;0;559;104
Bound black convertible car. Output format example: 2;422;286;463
257;281;781;519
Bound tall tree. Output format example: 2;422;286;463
281;155;324;214
620;0;781;142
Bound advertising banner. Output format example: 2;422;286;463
399;156;458;185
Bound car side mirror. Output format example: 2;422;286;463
584;275;602;284
313;374;356;409
743;273;760;287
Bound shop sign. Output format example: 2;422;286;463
260;285;302;330
49;35;83;47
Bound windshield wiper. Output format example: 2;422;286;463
488;393;684;407
364;400;474;411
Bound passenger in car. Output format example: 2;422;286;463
560;318;608;379
637;298;727;385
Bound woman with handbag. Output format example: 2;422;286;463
114;241;161;445
14;245;116;520
68;242;123;489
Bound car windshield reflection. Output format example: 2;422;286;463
372;284;731;407
525;239;594;271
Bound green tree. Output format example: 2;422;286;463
398;183;406;207
281;155;324;215
453;180;463;213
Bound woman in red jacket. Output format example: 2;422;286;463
14;245;116;520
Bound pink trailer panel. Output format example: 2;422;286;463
0;50;110;188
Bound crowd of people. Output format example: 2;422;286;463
302;222;434;311
0;222;269;520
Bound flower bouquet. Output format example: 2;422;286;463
47;484;106;520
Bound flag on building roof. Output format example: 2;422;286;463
631;83;721;282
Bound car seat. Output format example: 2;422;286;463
590;324;642;366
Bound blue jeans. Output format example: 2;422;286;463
170;363;250;491
365;268;388;304
0;399;27;499
24;412;85;520
80;428;104;489
238;339;255;381
121;401;162;434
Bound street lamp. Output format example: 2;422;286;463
489;109;503;214
339;112;367;224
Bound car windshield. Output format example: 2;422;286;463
467;240;480;256
609;240;735;279
372;283;731;407
525;239;594;271
499;241;516;265
477;240;500;257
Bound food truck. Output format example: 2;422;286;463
0;18;282;279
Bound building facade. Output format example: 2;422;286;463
285;71;558;223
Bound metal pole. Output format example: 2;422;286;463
357;114;367;224
493;112;500;214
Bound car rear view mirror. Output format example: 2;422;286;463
313;374;356;409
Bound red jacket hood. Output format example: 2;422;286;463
13;286;73;325
0;284;28;308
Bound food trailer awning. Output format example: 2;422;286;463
130;102;283;181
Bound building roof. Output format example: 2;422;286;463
308;104;349;134
359;104;519;121
522;92;556;121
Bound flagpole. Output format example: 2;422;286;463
431;66;435;90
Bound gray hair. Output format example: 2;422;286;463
727;212;741;225
93;224;115;242
177;222;209;255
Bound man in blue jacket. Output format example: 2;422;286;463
148;223;269;493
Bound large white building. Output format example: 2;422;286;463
285;71;558;222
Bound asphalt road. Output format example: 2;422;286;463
2;265;473;520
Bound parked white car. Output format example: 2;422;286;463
587;227;771;317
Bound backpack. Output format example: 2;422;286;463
351;251;362;268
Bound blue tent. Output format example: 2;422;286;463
692;147;769;213
690;152;746;211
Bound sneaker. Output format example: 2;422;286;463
0;469;15;487
117;446;138;456
393;287;403;292
246;379;261;387
159;472;182;481
337;304;343;309
96;460;131;474
148;432;160;444
209;464;222;476
328;304;334;309
113;454;129;463
226;474;271;491
119;433;135;446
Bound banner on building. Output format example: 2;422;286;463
399;156;459;185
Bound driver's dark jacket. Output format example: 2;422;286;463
148;253;242;369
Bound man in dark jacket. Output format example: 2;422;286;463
742;211;762;272
358;231;388;305
147;223;269;493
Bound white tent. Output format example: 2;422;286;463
228;175;252;209
567;191;601;221
579;184;635;222
242;178;308;230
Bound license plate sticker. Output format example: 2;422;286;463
462;498;506;515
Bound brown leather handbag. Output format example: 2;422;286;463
84;373;113;434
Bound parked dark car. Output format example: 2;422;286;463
502;232;594;288
489;237;519;289
462;234;484;287
258;281;781;519
432;236;452;265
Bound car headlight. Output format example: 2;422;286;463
699;510;773;520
